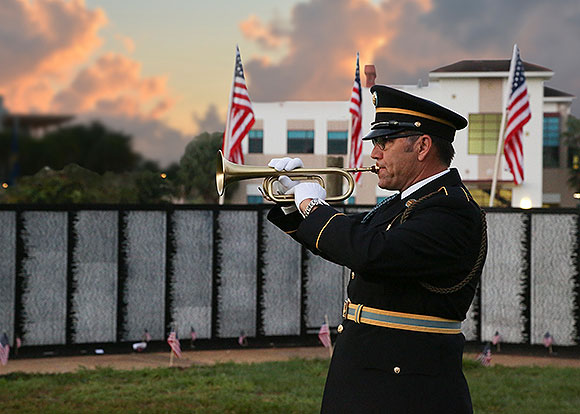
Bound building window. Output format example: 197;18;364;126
468;113;502;155
248;129;263;153
543;115;560;168
247;195;263;204
328;130;348;154
469;188;512;208
288;130;314;153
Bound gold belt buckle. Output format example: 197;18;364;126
342;299;351;319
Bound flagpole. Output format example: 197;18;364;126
489;44;518;207
346;104;354;201
346;54;356;171
347;52;361;196
220;46;237;206
489;111;509;207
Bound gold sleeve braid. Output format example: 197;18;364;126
315;213;346;250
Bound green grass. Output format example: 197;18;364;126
1;358;579;414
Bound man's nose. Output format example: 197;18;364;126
370;144;382;159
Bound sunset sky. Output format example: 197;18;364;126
1;0;578;166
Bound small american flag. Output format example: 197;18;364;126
476;343;492;367
167;330;182;358
349;52;363;184
144;329;152;342
503;45;531;185
543;332;553;348
222;45;255;165
318;322;332;349
238;331;248;347
0;333;10;366
492;330;501;351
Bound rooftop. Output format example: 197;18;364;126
544;86;575;98
431;59;552;73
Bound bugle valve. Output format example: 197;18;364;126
216;150;378;202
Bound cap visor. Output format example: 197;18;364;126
362;127;403;140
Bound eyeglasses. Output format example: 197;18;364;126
371;134;420;150
371;137;390;150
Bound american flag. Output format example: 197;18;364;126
476;343;492;367
318;322;332;349
543;332;554;348
238;330;248;347
492;331;501;346
349;52;363;184
222;45;255;165
167;330;182;358
503;45;531;185
0;333;10;366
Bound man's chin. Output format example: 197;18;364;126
377;181;396;191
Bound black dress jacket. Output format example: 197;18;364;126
268;169;487;414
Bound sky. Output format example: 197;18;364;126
1;0;579;166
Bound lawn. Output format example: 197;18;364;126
1;358;579;413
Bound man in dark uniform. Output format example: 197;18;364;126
267;85;487;414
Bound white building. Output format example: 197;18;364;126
232;60;575;207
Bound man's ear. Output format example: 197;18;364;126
416;135;432;161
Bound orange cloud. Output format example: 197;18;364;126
0;0;107;109
0;0;174;121
0;0;184;165
239;14;287;49
243;0;394;101
53;53;173;118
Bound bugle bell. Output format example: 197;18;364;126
216;150;377;202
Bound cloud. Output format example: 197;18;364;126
0;0;107;109
239;14;287;50
241;0;580;115
0;0;185;164
242;0;430;101
192;104;225;135
52;53;172;118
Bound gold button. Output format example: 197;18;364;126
351;271;355;279
393;367;401;374
337;324;344;333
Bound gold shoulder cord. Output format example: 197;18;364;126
399;187;488;295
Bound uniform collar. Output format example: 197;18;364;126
401;168;462;204
401;169;450;200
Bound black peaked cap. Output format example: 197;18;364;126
363;85;468;142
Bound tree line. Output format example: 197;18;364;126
1;116;579;204
0;122;224;204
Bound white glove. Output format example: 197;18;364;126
285;182;327;210
268;157;304;171
273;175;299;195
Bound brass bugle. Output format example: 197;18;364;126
216;150;378;202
